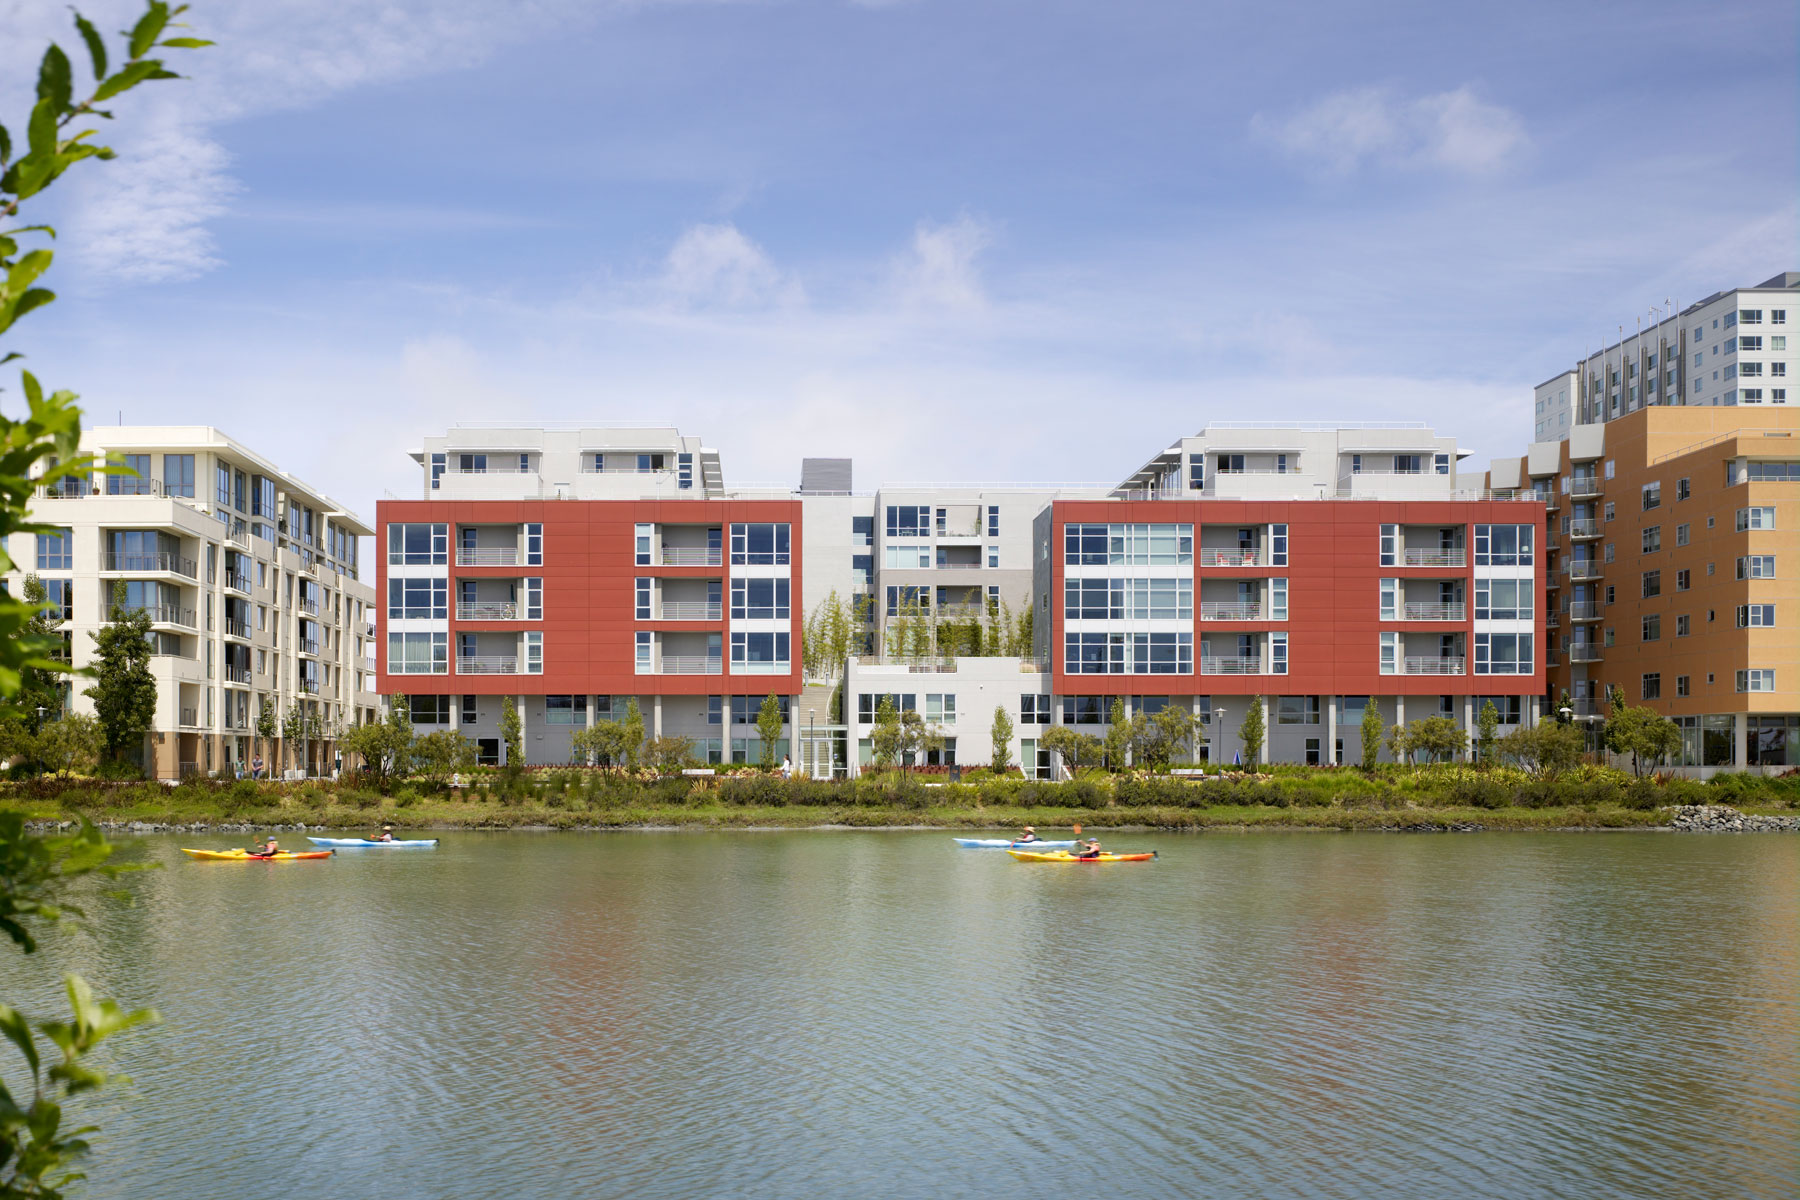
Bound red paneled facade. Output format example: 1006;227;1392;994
376;498;804;698
1048;499;1547;699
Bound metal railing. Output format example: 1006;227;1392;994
1403;656;1465;675
128;604;197;628
1545;612;1560;629
1569;644;1603;663
1569;479;1602;499
1570;697;1602;717
1401;602;1464;621
457;601;519;620
659;547;722;566
1198;548;1264;567
657;656;723;675
1568;519;1600;538
1201;656;1264;675
102;552;197;578
456;547;519;566
223;618;251;639
659;601;722;620
180;709;199;728
445;464;535;474
299;597;320;615
35;477;170;499
1402;549;1465;567
224;574;251;595
579;464;670;474
934;522;984;539
1567;602;1603;621
223;666;251;685
1200;602;1262;620
457;656;519;675
1567;562;1604;581
296;639;320;657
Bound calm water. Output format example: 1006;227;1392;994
4;831;1795;1199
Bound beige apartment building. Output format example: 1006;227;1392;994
12;427;379;779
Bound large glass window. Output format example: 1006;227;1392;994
1474;524;1534;566
1737;555;1776;579
1063;632;1192;674
1736;506;1776;531
388;631;447;674
1063;578;1191;620
1474;579;1531;620
36;528;72;570
387;577;447;620
730;523;791;565
731;631;790;668
1474;632;1533;674
885;586;929;616
1062;523;1192;566
388;523;447;565
885;506;930;538
731;578;790;620
163;454;195;497
107;453;153;495
885;545;931;569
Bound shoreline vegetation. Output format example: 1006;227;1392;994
2;764;1794;833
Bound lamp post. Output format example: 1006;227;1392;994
1213;707;1226;768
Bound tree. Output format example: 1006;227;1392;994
281;704;305;774
869;695;902;772
499;697;523;772
1385;723;1412;767
1103;698;1130;771
1554;689;1574;723
82;582;154;766
413;729;476;786
756;693;784;769
255;700;275;768
13;576;67;733
644;735;696;776
1476;700;1500;765
342;700;412;788
619;698;645;770
1604;704;1684;777
1041;726;1103;774
572;721;627;768
1360;699;1383;769
1238;696;1265;769
34;714;101;777
990;705;1013;773
1496;723;1584;777
1406;716;1468;764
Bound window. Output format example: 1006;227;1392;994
1062;523;1193;566
1676;569;1690;591
1269;577;1287;621
1676;614;1690;637
1270;631;1287;676
1475;579;1530;620
885;586;928;617
1270;524;1288;567
1379;524;1397;567
1736;507;1776;531
730;523;790;565
731;578;790;620
1061;696;1106;725
1737;555;1776;579
35;528;72;570
215;462;231;508
635;578;652;620
545;696;585;726
524;523;543;567
407;695;451;725
635;631;652;673
1737;605;1776;628
429;453;445;490
461;695;479;724
1736;669;1776;693
388;523;447;565
885;544;931;569
1277;696;1319;725
731;631;790;669
1604;501;1616;522
1379;631;1398;674
1379;578;1399;621
730;696;791;725
1641;570;1660;599
1739;309;1762;325
987;506;1000;537
925;693;957;723
1641;526;1660;553
1064;632;1193;674
1744;462;1800;481
1435;453;1450;475
1641;481;1661;510
1062;578;1192;620
1474;525;1533;567
1604;543;1616;565
163;454;195;497
885;506;930;538
1216;453;1245;474
1474;632;1532;674
1019;694;1051;724
1477;696;1523;725
387;577;447;620
1188;457;1204;490
857;693;917;722
1641;673;1661;701
388;632;447;674
635;523;652;566
1676;523;1689;546
1775;310;1788;325
40;578;72;622
1642;614;1660;642
524;578;542;621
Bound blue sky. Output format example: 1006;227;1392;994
7;0;1796;516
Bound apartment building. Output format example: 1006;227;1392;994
1532;271;1796;442
1487;405;1798;771
13;427;379;779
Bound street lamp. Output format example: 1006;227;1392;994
1212;707;1225;767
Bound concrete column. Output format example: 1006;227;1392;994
1734;712;1747;768
1326;695;1338;765
1463;695;1475;760
653;694;663;739
1394;695;1405;764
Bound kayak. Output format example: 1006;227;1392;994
952;838;1077;849
307;837;439;848
1006;849;1157;863
182;848;333;861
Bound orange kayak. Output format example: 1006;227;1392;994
1007;849;1157;863
181;848;333;861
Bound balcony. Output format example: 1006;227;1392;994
36;477;168;499
102;552;198;578
1567;562;1603;581
223;617;251;640
224;573;251;596
1570;698;1602;719
659;547;722;567
457;547;519;567
1569;479;1602;500
580;463;670;475
223;666;251;685
457;601;519;621
299;597;320;615
297;639;320;657
1402;549;1465;568
179;708;199;728
1569;643;1603;663
658;655;723;675
1198;548;1264;567
457;656;519;675
1545;612;1560;629
1402;602;1465;621
1567;602;1603;622
1568;519;1600;539
1201;655;1264;675
1200;602;1262;621
1402;656;1465;675
129;604;197;629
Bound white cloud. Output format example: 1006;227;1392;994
892;215;991;312
64;118;238;284
1252;85;1528;177
658;223;797;308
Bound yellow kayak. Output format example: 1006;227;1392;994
181;848;334;861
1007;849;1157;863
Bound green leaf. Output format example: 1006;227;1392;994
37;44;73;113
74;13;108;80
128;2;171;60
91;59;163;103
0;123;10;166
158;38;213;48
27;97;58;158
0;1007;41;1079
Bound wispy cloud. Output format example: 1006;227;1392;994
891;215;991;312
1252;85;1529;177
658;223;800;309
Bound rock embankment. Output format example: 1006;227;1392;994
1666;805;1800;832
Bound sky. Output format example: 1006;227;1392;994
4;0;1796;517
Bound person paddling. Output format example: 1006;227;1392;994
1075;838;1103;860
373;824;396;843
248;836;280;859
1013;825;1040;844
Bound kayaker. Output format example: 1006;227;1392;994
248;836;280;858
1075;838;1102;860
1015;826;1040;844
374;825;395;843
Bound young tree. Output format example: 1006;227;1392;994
1041;726;1103;774
1103;697;1130;771
255;699;276;768
1238;696;1265;769
1406;716;1468;764
869;694;902;772
14;575;67;732
413;729;477;786
1604;704;1684;777
644;735;696;776
572;720;625;767
1360;699;1383;769
34;713;102;777
83;582;155;766
500;696;523;772
990;705;1013;773
1476;700;1500;765
281;703;305;774
1496;723;1584;777
1385;723;1412;767
756;692;784;769
620;698;645;769
1554;689;1574;723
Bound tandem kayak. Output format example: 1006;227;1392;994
1006;849;1157;863
181;848;334;861
951;838;1078;849
307;837;439;848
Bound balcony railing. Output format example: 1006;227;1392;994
299;597;320;615
129;604;197;628
297;639;320;657
224;573;251;595
1545;612;1560;629
1568;519;1600;539
35;477;169;499
102;552;197;578
458;655;520;675
179;708;199;728
1403;656;1465;675
223;618;251;639
1402;602;1465;621
1569;644;1603;663
1567;561;1603;581
1201;655;1264;675
580;464;670;474
298;678;321;693
457;601;518;621
659;547;722;567
658;656;723;675
1198;548;1263;567
456;547;519;567
223;666;251;685
1200;602;1261;620
1569;479;1602;499
1570;698;1602;718
1567;602;1603;621
1402;549;1465;568
659;601;723;621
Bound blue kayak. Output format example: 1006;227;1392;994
306;837;438;849
952;838;1077;849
